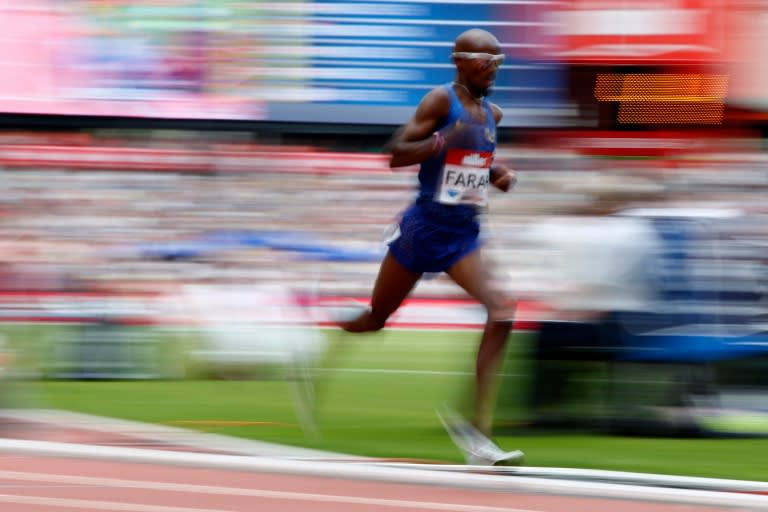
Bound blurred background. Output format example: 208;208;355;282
0;0;767;443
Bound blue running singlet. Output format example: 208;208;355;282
388;83;497;274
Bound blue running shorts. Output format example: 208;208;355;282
387;203;480;274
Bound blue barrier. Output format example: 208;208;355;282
138;230;383;262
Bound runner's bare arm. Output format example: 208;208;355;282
387;88;451;168
490;103;503;126
488;103;516;192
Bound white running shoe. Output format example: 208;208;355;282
437;405;524;466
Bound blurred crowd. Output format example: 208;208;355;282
0;134;766;319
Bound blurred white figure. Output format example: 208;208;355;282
519;186;664;428
176;278;326;437
526;210;661;317
181;283;325;368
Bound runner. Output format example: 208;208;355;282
338;28;522;465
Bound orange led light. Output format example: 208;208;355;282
595;73;728;124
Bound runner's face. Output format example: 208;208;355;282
456;42;503;96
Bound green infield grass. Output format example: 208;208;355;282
3;325;768;482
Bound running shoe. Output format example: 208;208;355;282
437;405;524;466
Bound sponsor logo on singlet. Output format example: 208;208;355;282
436;149;492;206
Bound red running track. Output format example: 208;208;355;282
0;453;749;512
0;415;764;512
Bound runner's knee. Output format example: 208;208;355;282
486;295;516;323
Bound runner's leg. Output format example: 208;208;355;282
446;248;515;436
339;251;422;332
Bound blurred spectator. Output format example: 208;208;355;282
519;179;665;428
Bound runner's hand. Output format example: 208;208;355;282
490;164;516;192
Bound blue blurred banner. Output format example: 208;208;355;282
267;0;569;126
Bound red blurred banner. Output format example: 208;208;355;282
547;0;727;64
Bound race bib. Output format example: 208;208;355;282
436;149;492;206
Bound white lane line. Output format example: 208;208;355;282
0;494;228;512
0;470;540;512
